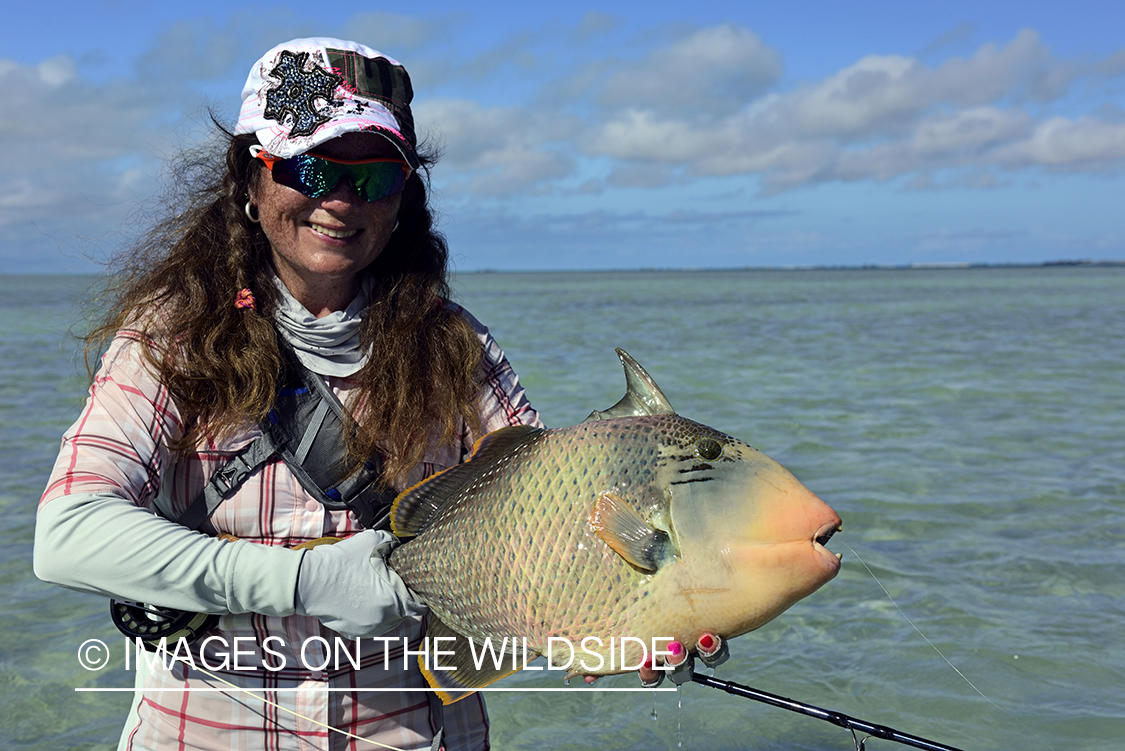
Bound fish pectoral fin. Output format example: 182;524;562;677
583;348;676;422
589;492;674;573
391;424;543;537
419;616;536;706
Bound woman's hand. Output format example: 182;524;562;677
294;529;428;638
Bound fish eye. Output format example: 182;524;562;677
697;438;723;461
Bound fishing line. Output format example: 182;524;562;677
850;727;873;751
193;664;410;751
841;540;1057;751
134;648;411;751
840;541;986;698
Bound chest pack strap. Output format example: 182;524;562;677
173;346;395;532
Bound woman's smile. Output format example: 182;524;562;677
250;131;404;316
307;222;362;240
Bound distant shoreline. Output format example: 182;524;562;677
4;259;1123;278
459;259;1125;274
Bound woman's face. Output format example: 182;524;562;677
250;131;404;316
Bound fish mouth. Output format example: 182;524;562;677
813;522;843;566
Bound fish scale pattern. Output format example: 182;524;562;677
390;417;689;664
387;406;842;686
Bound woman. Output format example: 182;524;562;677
34;37;706;751
33;38;539;751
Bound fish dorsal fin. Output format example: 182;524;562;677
584;348;675;422
418;615;533;705
390;424;542;538
589;492;675;573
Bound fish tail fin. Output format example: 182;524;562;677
419;616;535;705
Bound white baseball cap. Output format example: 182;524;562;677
235;37;420;169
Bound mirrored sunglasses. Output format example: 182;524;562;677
253;148;411;203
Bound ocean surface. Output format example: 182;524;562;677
1;267;1122;750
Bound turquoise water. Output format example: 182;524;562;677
3;268;1122;750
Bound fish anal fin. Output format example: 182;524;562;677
418;616;535;706
584;348;675;422
391;425;543;537
589;492;672;573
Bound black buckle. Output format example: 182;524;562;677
212;454;253;498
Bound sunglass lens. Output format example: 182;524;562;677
272;157;334;198
353;165;408;202
271;156;407;202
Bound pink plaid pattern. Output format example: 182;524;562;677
42;306;540;751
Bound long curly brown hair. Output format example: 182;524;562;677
86;126;483;486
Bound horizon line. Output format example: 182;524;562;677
6;258;1125;278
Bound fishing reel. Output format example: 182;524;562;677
110;599;219;652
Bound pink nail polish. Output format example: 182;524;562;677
669;641;684;658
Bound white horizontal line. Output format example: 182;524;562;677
75;686;678;693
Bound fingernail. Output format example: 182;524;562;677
699;634;716;651
669;641;684;658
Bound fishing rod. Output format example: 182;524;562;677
690;672;966;751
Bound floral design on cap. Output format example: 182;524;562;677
263;50;344;138
236;38;421;168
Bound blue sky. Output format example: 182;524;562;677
4;1;1124;272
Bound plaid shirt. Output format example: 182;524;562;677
42;304;541;751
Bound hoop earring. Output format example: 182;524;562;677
392;219;399;233
245;201;260;223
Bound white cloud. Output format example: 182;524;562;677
37;56;77;87
596;24;782;117
592;110;706;162
997;116;1125;167
771;30;1068;142
924;28;1066;105
415;98;579;195
579;27;1124;193
0;56;170;218
910;107;1032;155
786;55;924;138
6;13;1125;272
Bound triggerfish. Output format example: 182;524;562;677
389;349;842;704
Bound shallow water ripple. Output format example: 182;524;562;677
4;268;1123;750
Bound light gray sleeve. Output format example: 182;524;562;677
34;491;304;616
